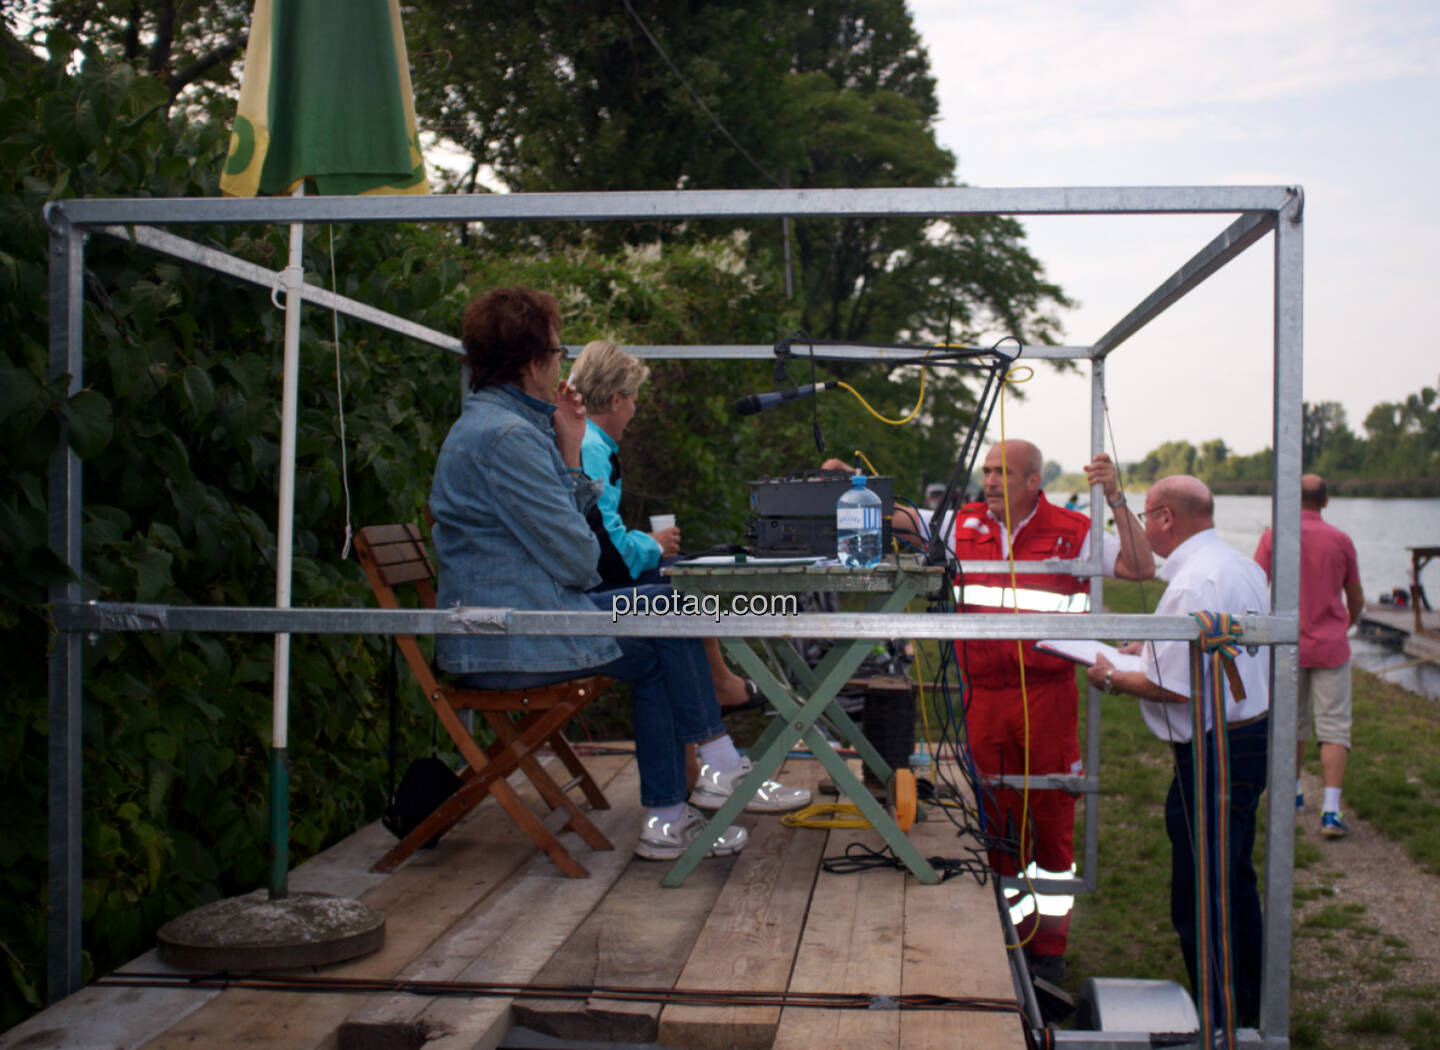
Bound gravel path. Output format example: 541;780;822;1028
1288;766;1440;1044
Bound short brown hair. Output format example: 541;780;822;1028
460;286;561;392
1301;474;1328;509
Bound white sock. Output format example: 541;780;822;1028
1323;787;1342;813
696;735;742;773
647;802;687;826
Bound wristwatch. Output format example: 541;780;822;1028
1103;669;1116;695
1106;492;1126;508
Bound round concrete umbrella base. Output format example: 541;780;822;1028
156;890;385;971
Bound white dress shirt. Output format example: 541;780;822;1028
1140;528;1271;743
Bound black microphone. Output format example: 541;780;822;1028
732;381;838;416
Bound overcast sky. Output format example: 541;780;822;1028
906;0;1439;471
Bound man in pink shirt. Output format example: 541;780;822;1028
1253;474;1363;837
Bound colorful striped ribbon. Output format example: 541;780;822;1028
1190;611;1244;1050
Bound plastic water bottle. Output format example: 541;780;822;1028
836;474;882;567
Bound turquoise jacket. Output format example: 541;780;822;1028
580;419;662;580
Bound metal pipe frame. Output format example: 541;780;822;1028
54;185;1298;226
55;602;1296;643
46;185;1301;1050
46;214;85;1005
104;220;1085;362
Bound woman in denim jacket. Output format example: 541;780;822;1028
430;287;808;861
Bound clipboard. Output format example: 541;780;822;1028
1035;638;1147;673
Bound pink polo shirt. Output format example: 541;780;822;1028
1253;509;1361;668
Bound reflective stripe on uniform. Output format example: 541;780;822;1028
1005;862;1078;925
955;584;1091;614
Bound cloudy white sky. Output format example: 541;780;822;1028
906;0;1440;470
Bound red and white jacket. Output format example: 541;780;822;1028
952;492;1091;688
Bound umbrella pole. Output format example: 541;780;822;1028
269;182;305;901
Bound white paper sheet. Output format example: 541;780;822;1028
1035;638;1148;671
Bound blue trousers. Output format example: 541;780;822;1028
459;584;723;808
1166;715;1268;1028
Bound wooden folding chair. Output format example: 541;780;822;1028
354;523;613;878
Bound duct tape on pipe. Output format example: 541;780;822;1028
447;608;512;633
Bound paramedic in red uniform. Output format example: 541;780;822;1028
951;440;1154;982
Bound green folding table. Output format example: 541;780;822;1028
662;555;945;887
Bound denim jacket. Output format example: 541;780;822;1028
429;384;621;674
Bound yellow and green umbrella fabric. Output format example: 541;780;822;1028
220;0;429;903
221;0;429;198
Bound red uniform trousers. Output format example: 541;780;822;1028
967;671;1079;957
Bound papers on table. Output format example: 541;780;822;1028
669;554;827;567
1035;638;1148;672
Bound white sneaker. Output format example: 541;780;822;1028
689;757;812;813
634;804;748;861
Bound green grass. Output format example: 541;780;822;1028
1345;671;1440;876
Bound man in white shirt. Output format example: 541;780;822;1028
1087;474;1270;1028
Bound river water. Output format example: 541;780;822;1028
1112;493;1440;698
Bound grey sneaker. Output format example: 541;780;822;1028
634;804;748;861
689;757;812;813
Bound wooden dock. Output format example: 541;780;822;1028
1358;603;1440;665
3;750;1027;1050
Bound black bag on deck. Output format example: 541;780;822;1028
383;756;462;848
379;635;463;849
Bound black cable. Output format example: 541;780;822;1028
804;332;825;455
821;841;988;883
98;969;1027;1016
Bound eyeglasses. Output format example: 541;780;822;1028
551;345;570;361
1137;506;1169;523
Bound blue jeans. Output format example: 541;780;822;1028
1166;715;1268;1028
459;584;724;808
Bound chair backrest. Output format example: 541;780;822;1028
354;523;444;702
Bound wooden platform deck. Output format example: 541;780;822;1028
1358;603;1440;664
4;750;1027;1050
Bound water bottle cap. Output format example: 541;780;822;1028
851;474;867;488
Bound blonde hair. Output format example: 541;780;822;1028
569;339;650;411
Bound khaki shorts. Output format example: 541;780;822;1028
1297;663;1351;750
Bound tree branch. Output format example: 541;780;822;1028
147;0;175;75
168;35;245;99
123;0;141;61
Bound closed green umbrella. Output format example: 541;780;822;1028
221;0;428;198
219;0;426;918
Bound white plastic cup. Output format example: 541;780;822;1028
650;514;676;531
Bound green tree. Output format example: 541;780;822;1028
9;1;250;108
1197;438;1229;476
405;0;1069;494
1130;439;1197;482
408;0;799;197
1302;400;1357;471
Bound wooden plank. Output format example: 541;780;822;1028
900;798;1027;1050
288;820;395;900
359;523;423;545
510;820;746;1044
133;754;630;1050
336;761;644;1050
771;827;904;1050
657;759;828;1050
0;950;220;1050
